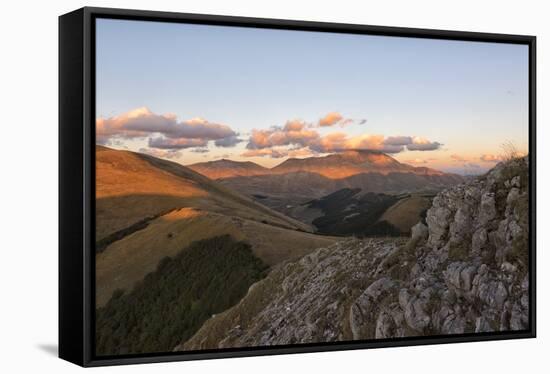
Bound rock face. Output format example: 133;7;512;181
177;157;530;350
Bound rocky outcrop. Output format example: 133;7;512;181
177;157;530;350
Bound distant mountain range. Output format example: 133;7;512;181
189;150;448;180
188;150;463;216
270;150;446;178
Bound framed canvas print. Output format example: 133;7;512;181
59;7;536;367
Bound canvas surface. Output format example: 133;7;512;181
93;17;531;357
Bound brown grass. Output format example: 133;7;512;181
95;146;339;307
379;195;432;233
500;141;521;162
96;209;235;307
96;145;206;199
95;145;311;241
238;219;338;266
96;208;338;307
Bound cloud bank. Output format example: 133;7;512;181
242;114;442;158
246;120;319;150
148;137;209;149
97;107;240;150
99;108;443;161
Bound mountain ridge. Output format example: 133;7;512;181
272;149;445;179
188;158;271;179
187;149;454;180
219;170;464;213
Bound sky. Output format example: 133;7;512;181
96;18;529;174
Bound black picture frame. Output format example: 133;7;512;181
59;6;537;367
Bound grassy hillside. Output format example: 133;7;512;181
96;208;335;307
96;146;206;241
95;146;339;307
96;235;268;356
188;159;270;179
378;194;433;233
96;145;310;242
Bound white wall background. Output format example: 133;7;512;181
0;0;546;372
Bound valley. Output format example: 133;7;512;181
188;149;460;237
301;189;430;237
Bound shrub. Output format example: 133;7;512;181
95;235;267;356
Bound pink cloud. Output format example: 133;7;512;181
283;119;307;132
384;136;413;146
309;133;404;153
246;120;319;150
318;112;344;127
148;137;208;149
96;107;238;150
96;107;158;142
406;137;442;151
244;114;443;158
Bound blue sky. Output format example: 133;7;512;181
96;18;529;173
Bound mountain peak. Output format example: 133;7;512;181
272;149;409;179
